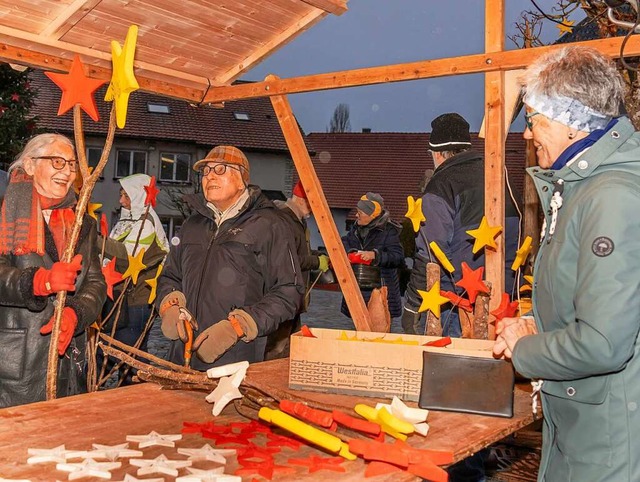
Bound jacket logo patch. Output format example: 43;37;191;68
229;228;242;236
592;236;614;257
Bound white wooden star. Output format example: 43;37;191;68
205;374;243;416
130;454;191;477
376;396;430;436
206;361;249;379
112;475;164;482
0;477;32;482
176;467;241;482
126;431;182;448
177;444;235;464
56;458;121;480
87;443;143;461
27;445;73;464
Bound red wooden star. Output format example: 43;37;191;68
101;257;123;300
288;455;346;473
144;175;160;207
44;54;106;121
205;432;253;446
236;445;280;459
11;93;20;102
265;432;303;450
100;213;109;238
455;262;490;303
490;292;519;321
440;291;473;312
231;420;272;434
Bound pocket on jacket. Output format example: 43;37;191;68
0;327;27;380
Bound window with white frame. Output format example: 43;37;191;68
160;216;183;240
86;147;103;170
116;150;147;177
160;152;191;182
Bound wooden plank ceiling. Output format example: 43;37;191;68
0;0;347;101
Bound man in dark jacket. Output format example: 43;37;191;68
402;113;520;337
156;146;303;369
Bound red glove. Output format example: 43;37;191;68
33;254;83;296
348;252;372;265
40;307;78;355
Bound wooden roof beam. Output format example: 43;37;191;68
299;0;348;15
204;35;640;104
39;0;102;39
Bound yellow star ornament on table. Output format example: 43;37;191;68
122;248;147;285
466;216;502;254
405;196;426;232
557;18;574;36
511;236;533;271
145;264;163;303
417;281;450;318
105;24;140;128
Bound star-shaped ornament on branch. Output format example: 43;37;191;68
466;216;502;254
404;196;426;232
122;248;147;285
557;18;574;35
87;202;102;220
429;241;455;273
100;212;109;238
511;236;532;271
455;262;490;304
44;54;106;121
105;25;140;128
417;281;450;318
490;293;519;321
144;176;160;207
126;430;182;448
102;257;124;300
145;264;163;304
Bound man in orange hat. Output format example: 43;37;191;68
156;145;304;369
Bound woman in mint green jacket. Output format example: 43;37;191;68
494;45;640;481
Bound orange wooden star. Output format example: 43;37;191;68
144;176;160;207
455;262;490;304
441;290;473;312
490;292;519;321
466;216;502;254
121;248;147;285
44;54;106;121
101;257;123;300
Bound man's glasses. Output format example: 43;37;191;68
200;163;241;177
36;156;78;172
524;111;541;131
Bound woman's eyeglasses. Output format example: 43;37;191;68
36;156;78;172
524;111;541;131
200;163;241;177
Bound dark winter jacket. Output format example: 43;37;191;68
0;216;106;408
341;211;404;318
405;150;520;309
156;186;304;370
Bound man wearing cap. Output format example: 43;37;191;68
156;145;304;368
402;113;520;337
265;180;330;359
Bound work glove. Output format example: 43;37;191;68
40;306;78;355
318;254;330;273
159;291;191;341
33;254;83;296
192;309;259;363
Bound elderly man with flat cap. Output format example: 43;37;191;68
156;145;304;369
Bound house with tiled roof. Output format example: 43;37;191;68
29;69;303;237
304;131;527;249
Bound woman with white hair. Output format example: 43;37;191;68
493;46;640;480
0;133;106;407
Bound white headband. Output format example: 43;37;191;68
524;92;611;133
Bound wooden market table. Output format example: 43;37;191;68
0;359;536;481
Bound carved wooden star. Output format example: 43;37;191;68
429;241;455;273
417;281;450;318
288;455;346;473
87;442;142;461
102;257;124;300
87;202;102;220
404;195;426;232
491;292;519;321
44;54;106;121
466;216;502;254
455;262;490;304
557;18;574;35
511;236;532;271
56;458;121;480
206;374;243;417
112;475;164;482
144;175;160;207
105;25;140;128
121;247;147;285
145;264;162;304
441;290;473;312
100;212;109;238
126;430;182;448
177;444;235;464
27;445;72;464
176;467;240;482
206;360;249;379
130;454;191;477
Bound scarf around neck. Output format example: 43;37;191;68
551;118;619;171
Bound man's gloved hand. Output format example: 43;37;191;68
318;255;330;273
192;309;258;363
159;291;188;340
40;306;78;355
33;254;83;296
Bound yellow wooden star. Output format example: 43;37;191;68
404;196;426;232
145;264;163;303
87;202;102;220
105;24;139;128
417;281;450;318
557;18;574;36
121;247;147;285
524;274;534;285
466;216;502;254
429;241;455;273
511;236;533;271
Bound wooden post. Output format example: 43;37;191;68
473;282;491;340
425;263;442;337
268;78;372;332
484;0;506;340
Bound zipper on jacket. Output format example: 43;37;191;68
193;226;217;323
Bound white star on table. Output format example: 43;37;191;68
206;370;244;416
126;431;182;448
206;361;249;379
129;454;192;477
177;444;235;464
0;477;32;482
86;443;143;461
56;458;121;480
27;445;73;464
375;396;430;436
112;475;164;482
176;467;241;482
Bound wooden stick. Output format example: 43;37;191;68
425;262;442;337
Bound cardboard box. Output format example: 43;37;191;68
289;328;496;402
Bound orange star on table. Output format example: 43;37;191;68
144;176;160;207
466;216;502;254
44;54;106;121
121;248;147;285
455;262;490;304
101;257;123;300
491;292;519;321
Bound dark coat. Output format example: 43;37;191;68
341;212;404;318
157;186;304;370
0;216;106;408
